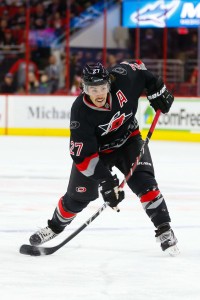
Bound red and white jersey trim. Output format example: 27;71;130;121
76;152;99;177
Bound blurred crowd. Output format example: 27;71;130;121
0;0;101;94
0;0;198;95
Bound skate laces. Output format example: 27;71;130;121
36;226;57;241
155;225;180;256
156;229;175;243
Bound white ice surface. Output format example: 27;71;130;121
0;136;200;300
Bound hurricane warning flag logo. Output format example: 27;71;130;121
98;111;132;136
131;0;180;27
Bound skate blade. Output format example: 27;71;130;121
165;245;180;257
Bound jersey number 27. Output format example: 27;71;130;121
70;141;83;156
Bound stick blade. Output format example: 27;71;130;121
19;244;53;256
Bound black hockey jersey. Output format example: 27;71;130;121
69;60;157;182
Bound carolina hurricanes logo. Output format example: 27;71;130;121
76;187;87;193
99;111;133;136
130;0;180;27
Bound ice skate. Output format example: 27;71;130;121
29;226;58;246
155;224;180;256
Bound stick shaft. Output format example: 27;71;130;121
119;110;161;189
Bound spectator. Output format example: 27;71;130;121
28;71;39;93
189;66;198;85
0;18;9;33
31;3;49;29
9;54;39;90
107;54;117;68
37;73;52;94
52;12;65;36
140;28;162;59
70;75;81;95
0;72;16;93
44;54;59;93
0;9;11;27
47;0;66;17
0;29;17;47
11;5;26;29
69;53;82;88
186;32;198;60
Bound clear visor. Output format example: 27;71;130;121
83;83;110;95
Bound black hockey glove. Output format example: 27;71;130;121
100;175;125;208
147;77;174;113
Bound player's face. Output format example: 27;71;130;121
87;84;109;107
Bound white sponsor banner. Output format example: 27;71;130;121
139;98;200;132
5;95;200;133
8;95;76;128
0;96;6;127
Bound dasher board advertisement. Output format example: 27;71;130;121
0;96;6;134
8;95;75;128
7;95;75;136
138;97;200;142
139;98;200;132
122;0;200;28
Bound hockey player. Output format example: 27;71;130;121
30;61;179;255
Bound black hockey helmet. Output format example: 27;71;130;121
82;62;110;86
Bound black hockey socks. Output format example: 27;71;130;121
139;187;171;227
48;197;77;234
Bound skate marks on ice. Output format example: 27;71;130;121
0;137;200;299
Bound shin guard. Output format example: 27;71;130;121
139;187;171;227
48;197;77;233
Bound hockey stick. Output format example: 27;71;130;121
19;203;108;256
19;109;161;256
